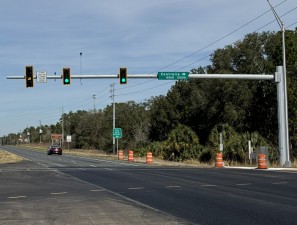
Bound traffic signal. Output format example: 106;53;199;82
119;67;127;84
25;66;34;88
63;68;71;85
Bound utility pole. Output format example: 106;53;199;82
267;0;291;167
38;120;42;143
62;107;64;146
110;83;116;154
93;94;96;113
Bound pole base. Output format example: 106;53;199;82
284;160;292;168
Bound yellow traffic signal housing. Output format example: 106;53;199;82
25;66;34;88
119;67;127;84
63;68;71;85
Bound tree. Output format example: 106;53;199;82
164;124;200;161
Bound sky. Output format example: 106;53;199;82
0;0;296;136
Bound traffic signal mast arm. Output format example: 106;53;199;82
7;73;274;80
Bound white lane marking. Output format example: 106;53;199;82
51;163;65;167
79;168;86;171
201;184;217;187
37;162;49;167
8;196;27;199
272;182;288;185
166;186;181;188
128;187;144;190
90;189;105;192
50;192;68;195
104;168;113;171
89;165;97;167
236;183;252;186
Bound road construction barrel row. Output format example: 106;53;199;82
215;153;268;169
118;150;153;164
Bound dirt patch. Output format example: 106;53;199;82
0;150;24;164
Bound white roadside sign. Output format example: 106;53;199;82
66;135;72;143
37;71;47;83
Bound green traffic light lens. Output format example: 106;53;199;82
121;78;126;83
65;78;69;83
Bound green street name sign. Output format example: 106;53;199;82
113;128;122;138
157;72;189;80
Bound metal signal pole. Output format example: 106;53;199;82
267;0;291;167
110;83;116;154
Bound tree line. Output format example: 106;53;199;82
2;29;297;165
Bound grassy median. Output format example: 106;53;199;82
0;150;24;164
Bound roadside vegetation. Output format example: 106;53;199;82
2;29;297;166
0;150;23;164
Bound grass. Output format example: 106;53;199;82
11;144;297;168
17;144;212;167
0;150;24;164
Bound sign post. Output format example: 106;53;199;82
113;128;122;139
113;128;122;155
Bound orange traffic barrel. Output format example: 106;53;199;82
128;150;134;162
215;153;224;168
146;152;153;164
118;150;124;160
257;154;268;169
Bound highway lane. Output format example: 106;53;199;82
0;146;188;225
63;167;297;225
2;145;136;169
2;146;297;225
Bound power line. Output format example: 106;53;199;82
148;0;288;74
115;81;174;97
288;21;297;28
114;0;291;94
176;3;297;72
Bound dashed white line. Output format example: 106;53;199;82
8;196;27;199
50;192;68;195
128;187;144;190
201;184;217;187
166;186;181;188
90;189;105;192
272;182;288;185
51;163;65;167
236;183;252;186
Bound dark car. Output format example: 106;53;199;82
47;144;62;155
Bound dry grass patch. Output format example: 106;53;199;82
0;150;24;164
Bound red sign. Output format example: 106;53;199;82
51;133;62;140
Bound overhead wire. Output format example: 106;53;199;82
4;1;296;133
115;0;295;97
177;4;297;71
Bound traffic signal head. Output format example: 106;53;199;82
25;66;34;88
119;67;127;85
63;68;71;85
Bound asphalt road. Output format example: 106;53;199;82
1;146;297;225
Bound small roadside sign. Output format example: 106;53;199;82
157;72;189;80
66;135;72;143
37;71;47;83
113;128;122;138
51;133;62;140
